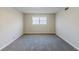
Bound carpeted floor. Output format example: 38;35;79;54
2;35;77;51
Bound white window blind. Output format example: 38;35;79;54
32;17;39;24
32;16;47;24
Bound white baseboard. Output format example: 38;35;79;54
0;34;23;51
56;34;79;51
24;33;55;35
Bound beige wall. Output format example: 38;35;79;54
0;8;23;50
56;8;79;50
23;13;55;34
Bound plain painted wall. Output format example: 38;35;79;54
0;8;23;50
56;8;79;50
24;13;55;34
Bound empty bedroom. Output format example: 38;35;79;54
0;7;79;51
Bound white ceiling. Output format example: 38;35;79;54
15;7;65;14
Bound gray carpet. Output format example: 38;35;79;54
2;35;77;51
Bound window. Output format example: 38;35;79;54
40;17;47;24
32;17;39;24
32;16;47;24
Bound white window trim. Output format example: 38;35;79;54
32;16;47;25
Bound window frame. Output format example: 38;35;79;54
32;16;47;25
